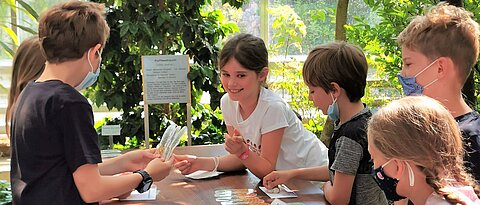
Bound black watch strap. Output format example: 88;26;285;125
134;170;152;193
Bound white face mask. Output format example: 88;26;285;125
75;49;102;91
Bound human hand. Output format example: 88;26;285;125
224;129;246;156
144;157;174;181
120;149;157;172
173;155;202;175
263;170;294;189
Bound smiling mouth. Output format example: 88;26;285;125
228;88;243;93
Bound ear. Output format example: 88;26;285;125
330;82;341;98
258;67;269;81
436;57;453;79
87;44;102;60
391;159;405;179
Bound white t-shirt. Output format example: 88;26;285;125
221;88;329;170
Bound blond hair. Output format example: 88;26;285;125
38;1;110;63
302;41;368;102
397;2;480;84
368;96;480;204
6;37;46;137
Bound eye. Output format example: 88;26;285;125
309;90;314;94
237;74;246;78
221;73;230;77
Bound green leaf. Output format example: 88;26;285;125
1;26;18;45
11;23;37;34
0;41;14;58
17;0;39;20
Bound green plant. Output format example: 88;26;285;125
0;0;38;58
0;180;11;204
267;4;327;137
88;0;244;148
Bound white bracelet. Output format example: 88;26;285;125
212;157;219;172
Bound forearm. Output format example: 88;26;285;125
99;158;122;175
291;165;329;181
240;152;276;179
76;172;142;203
217;154;245;172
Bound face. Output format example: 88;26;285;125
220;58;265;102
401;46;439;95
306;85;333;114
368;135;410;198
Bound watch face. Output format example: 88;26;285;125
139;179;153;193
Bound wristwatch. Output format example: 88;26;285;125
134;170;153;193
238;144;250;160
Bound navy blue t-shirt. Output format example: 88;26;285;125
456;111;480;182
10;80;101;205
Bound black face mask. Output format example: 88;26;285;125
371;159;409;202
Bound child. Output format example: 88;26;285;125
397;2;480;182
174;33;328;178
10;2;172;204
6;36;46;137
263;42;387;205
368;96;480;204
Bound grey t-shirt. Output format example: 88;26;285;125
328;107;387;205
329;136;388;204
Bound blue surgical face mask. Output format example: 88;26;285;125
372;159;415;202
76;49;102;91
327;93;339;121
397;59;439;96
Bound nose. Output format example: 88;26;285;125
308;93;313;101
228;78;237;87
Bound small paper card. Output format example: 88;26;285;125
185;170;223;179
120;185;157;201
259;184;297;199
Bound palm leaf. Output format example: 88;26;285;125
1;25;18;45
11;23;36;34
17;0;38;20
0;41;14;58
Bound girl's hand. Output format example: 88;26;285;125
173;155;200;175
263;170;294;189
224;129;246;156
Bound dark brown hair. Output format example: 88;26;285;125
219;33;268;73
302;41;368;102
6;37;46;136
38;1;110;63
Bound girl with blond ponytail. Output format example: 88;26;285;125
368;96;480;204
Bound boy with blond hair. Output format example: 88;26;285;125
396;2;480;184
10;1;172;204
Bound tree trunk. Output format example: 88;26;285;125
445;0;477;108
335;0;349;41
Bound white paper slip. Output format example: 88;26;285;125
185;170;223;179
259;185;297;199
120;185;157;201
271;198;288;205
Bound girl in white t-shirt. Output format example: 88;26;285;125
174;33;328;178
368;96;480;205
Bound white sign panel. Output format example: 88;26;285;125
102;125;121;136
142;55;189;104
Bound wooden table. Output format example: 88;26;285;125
102;145;327;205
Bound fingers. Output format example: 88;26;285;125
174;154;197;162
174;160;192;173
233;128;241;136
